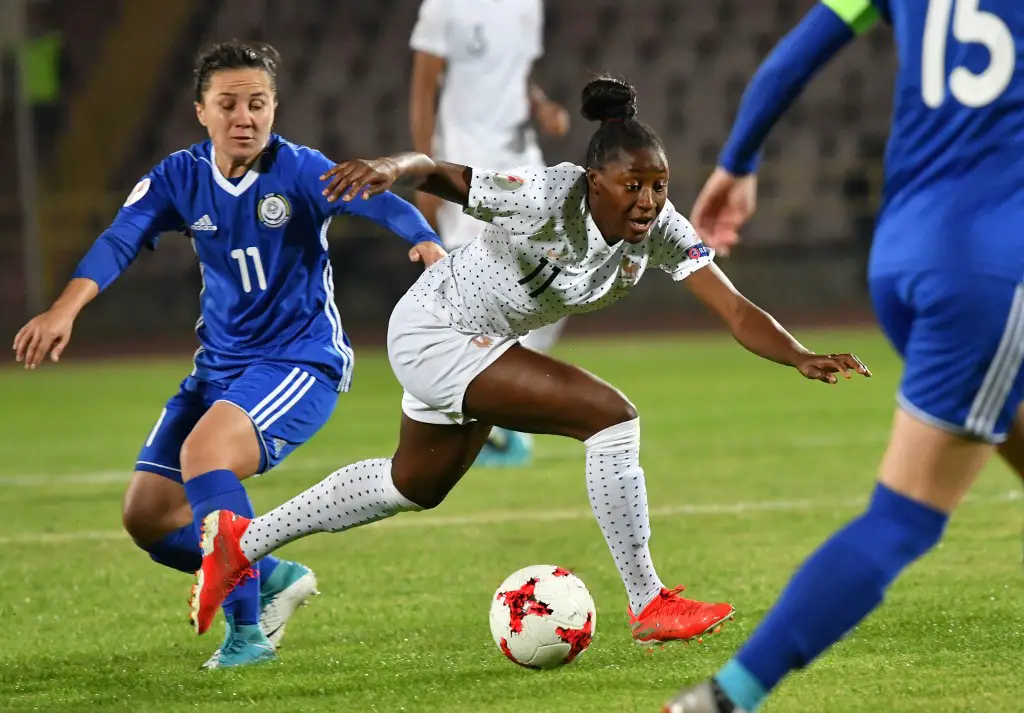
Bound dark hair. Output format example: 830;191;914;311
580;75;664;169
193;41;281;103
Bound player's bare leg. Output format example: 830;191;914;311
666;409;988;712
192;345;734;644
122;472;194;551
996;403;1024;476
995;403;1024;569
477;318;571;468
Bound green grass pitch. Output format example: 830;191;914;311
1;330;1022;713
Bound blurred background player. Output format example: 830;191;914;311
13;41;445;670
409;0;570;467
667;1;1024;711
188;76;869;647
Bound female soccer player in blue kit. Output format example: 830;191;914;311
666;1;1024;710
12;41;445;670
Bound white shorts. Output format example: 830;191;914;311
386;291;519;425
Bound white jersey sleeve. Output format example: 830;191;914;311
463;163;579;235
410;0;449;57
650;202;715;281
528;0;544;61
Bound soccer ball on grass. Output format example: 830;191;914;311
488;564;596;669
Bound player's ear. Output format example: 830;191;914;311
194;102;207;128
586;168;600;194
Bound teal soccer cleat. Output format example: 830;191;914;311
200;615;276;670
259;560;320;648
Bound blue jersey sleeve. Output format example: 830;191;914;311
719;0;881;175
299;149;442;246
72;162;183;291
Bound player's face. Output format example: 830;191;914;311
587;146;669;244
195;68;276;165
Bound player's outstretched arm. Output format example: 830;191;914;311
12;224;153;369
693;0;877;254
321;152;472;206
13;166;179;369
684;263;871;384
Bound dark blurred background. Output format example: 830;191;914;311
0;0;895;354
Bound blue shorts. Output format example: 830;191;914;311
135;362;338;482
871;270;1024;443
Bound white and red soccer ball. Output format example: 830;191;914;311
489;564;596;669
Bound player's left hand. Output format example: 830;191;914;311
795;352;872;384
536;100;570;137
321;157;398;203
408;241;447;268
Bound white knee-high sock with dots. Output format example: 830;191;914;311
239;458;420;562
585;418;664;613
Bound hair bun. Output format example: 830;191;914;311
580;75;637;123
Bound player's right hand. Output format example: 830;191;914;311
13;308;75;369
795;352;872;384
690;167;757;257
321;157;399;203
408;241;447;268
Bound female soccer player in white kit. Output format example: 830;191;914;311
189;77;870;646
409;0;571;466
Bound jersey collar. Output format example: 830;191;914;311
207;143;264;197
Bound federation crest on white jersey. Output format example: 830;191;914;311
488;564;596;669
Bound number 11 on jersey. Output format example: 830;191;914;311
230;247;268;293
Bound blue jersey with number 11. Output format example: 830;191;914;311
79;134;440;391
869;0;1024;280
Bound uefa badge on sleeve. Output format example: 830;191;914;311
686;243;710;260
493;173;526;192
124;177;151;207
258;193;292;228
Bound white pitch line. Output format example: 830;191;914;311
1;490;1018;547
0;433;892;488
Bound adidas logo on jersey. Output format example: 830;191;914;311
190;215;217;232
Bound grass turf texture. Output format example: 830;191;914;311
1;330;1022;713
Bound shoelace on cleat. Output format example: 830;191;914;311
230;566;257;590
655;586;705;615
219;635;251;657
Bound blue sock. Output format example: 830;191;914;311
143;524;202;573
260;555;281;586
183;469;260;627
717;484;948;711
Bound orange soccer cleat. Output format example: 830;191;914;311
629;586;736;646
189;510;256;636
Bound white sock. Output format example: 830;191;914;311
519;317;567;353
239;458;421;562
584;418;664;613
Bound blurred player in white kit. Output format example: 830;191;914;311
409;0;570;467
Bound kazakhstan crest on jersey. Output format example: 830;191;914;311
258;193;291;228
